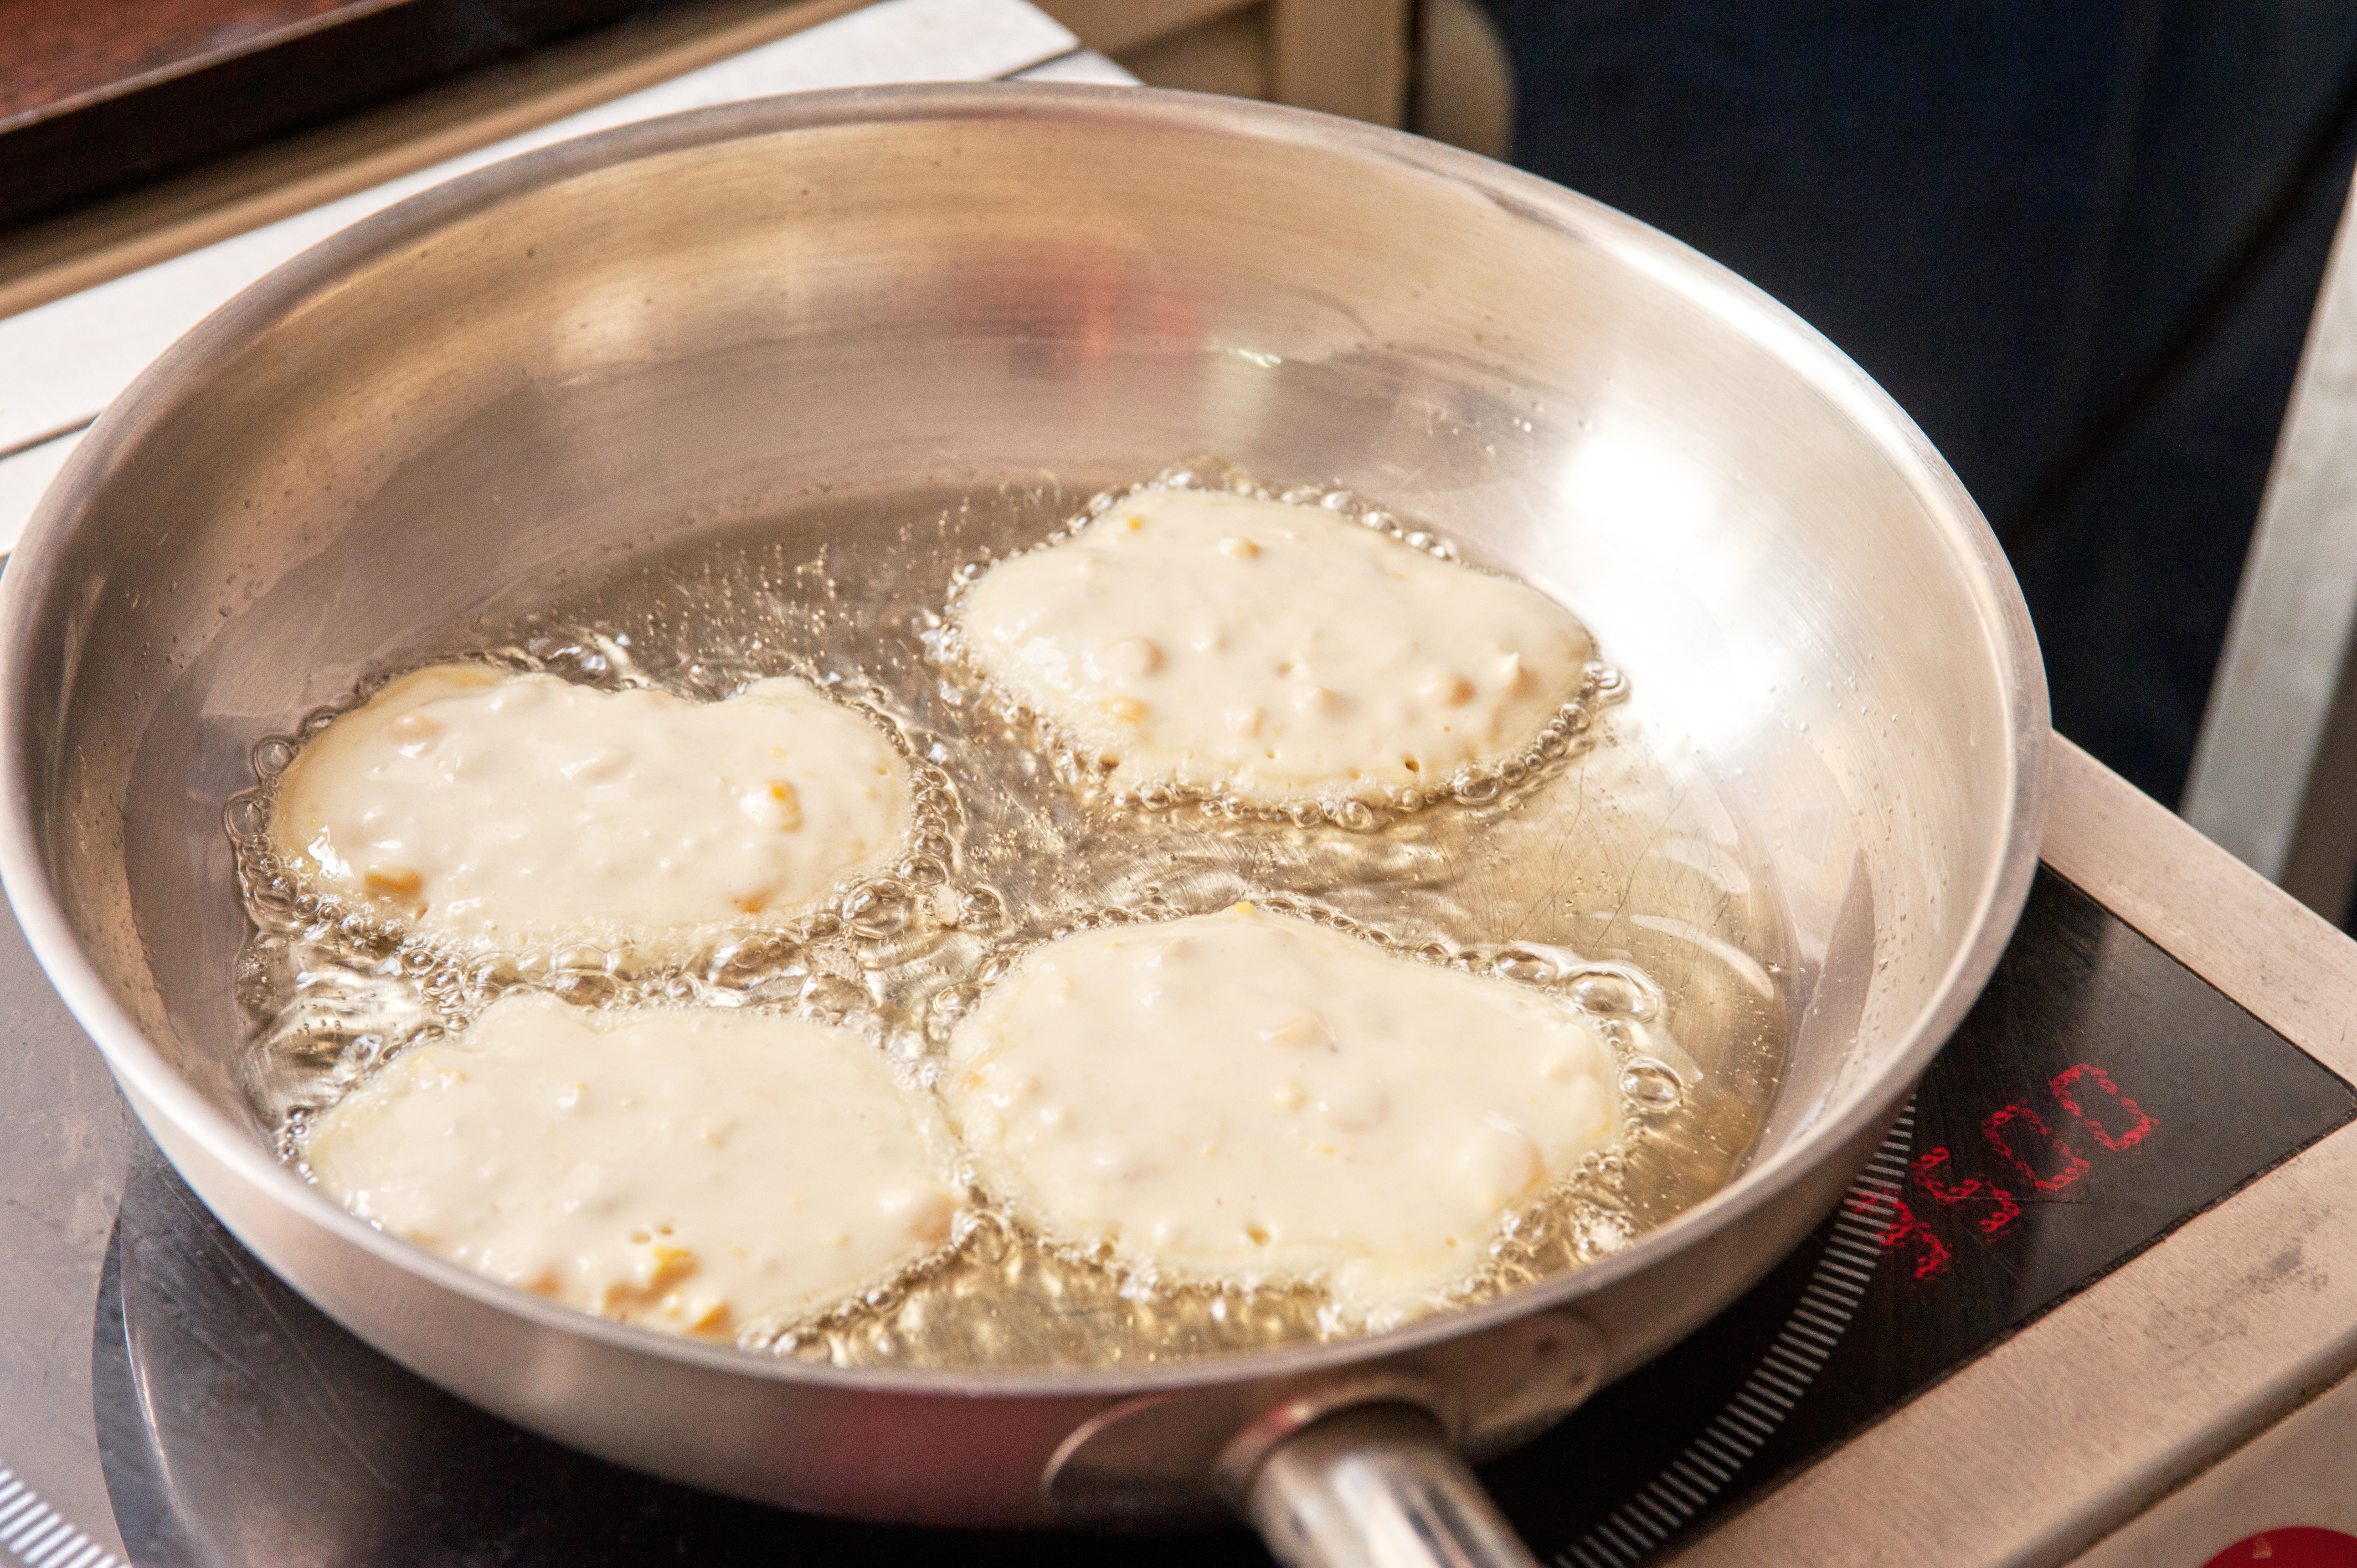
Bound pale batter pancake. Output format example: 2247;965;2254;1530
944;903;1619;1322
271;665;909;946
956;487;1594;804
304;995;958;1339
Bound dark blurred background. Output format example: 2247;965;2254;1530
1482;1;2357;809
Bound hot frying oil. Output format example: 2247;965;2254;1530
229;468;1790;1369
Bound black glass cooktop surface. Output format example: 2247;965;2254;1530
82;868;2357;1566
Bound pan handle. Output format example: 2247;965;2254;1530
1242;1402;1540;1568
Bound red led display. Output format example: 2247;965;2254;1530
2049;1062;2157;1152
1908;1146;2021;1235
1984;1100;2091;1194
1875;1062;2160;1280
1850;1190;1952;1280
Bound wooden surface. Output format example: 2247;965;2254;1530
1030;0;1241;58
0;0;726;227
0;0;414;124
1035;0;1407;126
0;0;864;314
1274;0;1407;125
1;0;1406;244
0;0;1072;460
1118;5;1270;102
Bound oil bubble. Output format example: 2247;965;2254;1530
1490;948;1553;985
801;973;866;1019
842;879;912;938
956;885;1007;930
1619;1059;1684;1112
469;956;524;999
709;933;800;990
1565;967;1655;1020
927;982;980;1037
552;969;616;1006
223;792;271;842
1452;773;1502;806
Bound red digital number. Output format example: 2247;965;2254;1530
2050;1063;2158;1151
1870;1062;2158;1282
1982;1100;2091;1194
1908;1146;2022;1235
1851;1189;1951;1280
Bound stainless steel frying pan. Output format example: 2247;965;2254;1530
0;85;2045;1566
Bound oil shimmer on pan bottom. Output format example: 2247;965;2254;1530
91;868;2353;1565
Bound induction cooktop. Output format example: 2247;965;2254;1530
12;859;2338;1568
